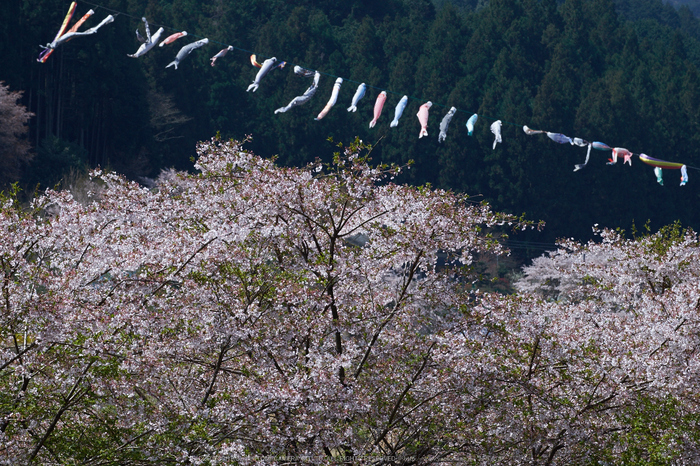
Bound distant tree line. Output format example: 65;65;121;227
2;0;700;245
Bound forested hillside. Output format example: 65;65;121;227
667;0;700;17
3;0;700;244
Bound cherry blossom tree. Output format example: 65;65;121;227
4;136;698;465
1;137;529;464
0;82;34;186
487;223;700;464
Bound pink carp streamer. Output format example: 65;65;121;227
523;125;544;135
159;31;187;47
369;91;387;128
210;46;233;66
608;147;633;166
416;101;432;138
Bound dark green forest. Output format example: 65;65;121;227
3;0;700;249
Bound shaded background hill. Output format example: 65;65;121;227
3;0;700;253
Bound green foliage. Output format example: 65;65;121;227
600;395;700;465
642;220;693;257
24;135;88;190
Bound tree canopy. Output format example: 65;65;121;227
2;138;700;464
